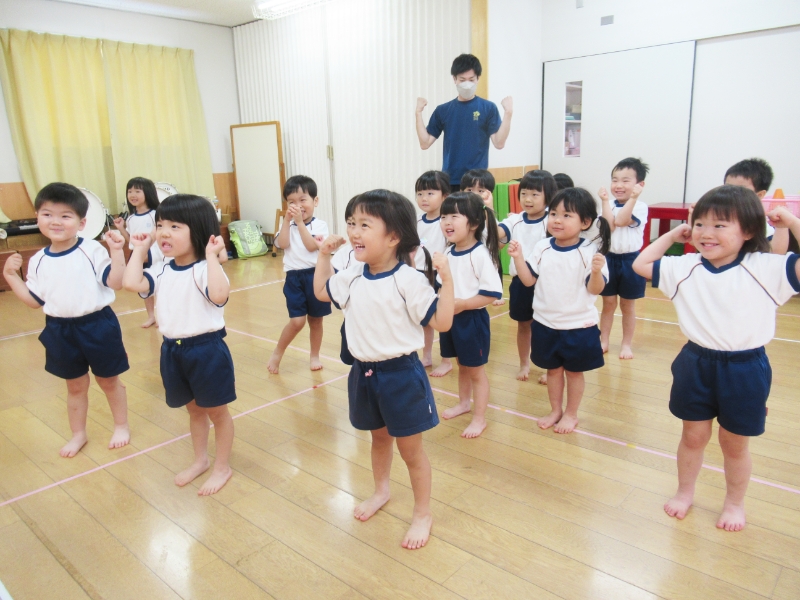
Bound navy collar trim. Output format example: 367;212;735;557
44;237;83;257
132;209;154;217
450;241;482;256
700;250;746;274
550;237;584;252
614;200;627;208
363;261;402;280
522;213;547;224
290;216;315;227
421;214;441;224
169;259;201;271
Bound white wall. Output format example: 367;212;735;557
686;26;800;202
542;0;800;62
487;0;543;169
0;0;240;183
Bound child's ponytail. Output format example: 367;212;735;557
416;246;436;287
483;206;502;271
593;216;611;255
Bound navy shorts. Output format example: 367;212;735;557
601;252;646;299
284;267;332;318
340;320;354;366
160;328;236;409
509;275;535;322
530;320;604;372
669;342;771;436
439;308;491;367
348;353;439;437
39;306;129;380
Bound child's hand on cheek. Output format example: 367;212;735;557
671;223;692;244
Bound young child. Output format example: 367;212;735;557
313;189;454;550
724;158;789;254
633;186;800;531
413;170;452;376
508;188;609;434
113;177;161;328
461;169;505;307
331;196;362;366
123;194;235;496
269;175;331;374
598;157;649;359
2;182;130;457
497;170;557;383
553;173;574;190
438;192;503;438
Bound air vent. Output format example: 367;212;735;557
601;15;614;25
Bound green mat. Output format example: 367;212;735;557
493;184;511;275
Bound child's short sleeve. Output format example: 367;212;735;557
311;219;329;238
89;242;114;287
140;260;164;299
400;268;438;326
525;239;548;279
426;105;444;139
630;200;649;228
477;248;503;298
330;244;352;272
326;263;361;310
653;255;697;299
498;213;518;244
196;261;229;307
746;252;800;305
24;252;45;305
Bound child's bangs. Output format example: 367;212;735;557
155;198;189;225
353;190;392;220
440;195;468;216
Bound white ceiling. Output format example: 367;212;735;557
48;0;259;27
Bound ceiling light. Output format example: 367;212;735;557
252;0;332;20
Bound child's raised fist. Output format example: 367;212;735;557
598;188;609;202
320;234;345;255
104;230;125;250
205;235;226;258
591;253;606;273
130;232;152;248
767;206;799;228
2;252;22;276
431;252;450;279
506;240;523;258
671;223;692;244
113;217;126;231
631;183;644;199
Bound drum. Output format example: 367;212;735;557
78;188;109;240
155;182;178;202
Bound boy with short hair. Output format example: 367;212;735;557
268;175;331;374
724;158;789;254
2;182;130;458
598;157;650;359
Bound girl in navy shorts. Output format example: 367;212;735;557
438;193;504;439
508;188;610;434
124;195;236;497
314;190;454;550
634;186;800;531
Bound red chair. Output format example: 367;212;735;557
641;203;695;253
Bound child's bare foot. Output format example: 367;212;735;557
198;465;233;496
442;402;471;420
553;414;578;434
267;351;282;374
310;357;323;371
175;458;210;487
538;409;562;430
664;492;693;519
430;360;452;377
140;316;157;328
354;491;391;521
537;372;548;385
492;298;506;306
461;417;487;439
108;425;130;449
619;345;634;360
516;365;530;381
421;353;433;368
601;340;609;354
401;513;432;550
716;501;746;532
60;432;88;458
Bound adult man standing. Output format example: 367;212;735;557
416;54;513;189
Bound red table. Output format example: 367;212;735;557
642;202;696;253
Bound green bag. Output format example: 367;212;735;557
228;220;269;259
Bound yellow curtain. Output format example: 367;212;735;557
103;42;215;210
0;30;116;207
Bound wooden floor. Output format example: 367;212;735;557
1;254;799;600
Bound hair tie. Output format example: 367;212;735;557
483;204;487;211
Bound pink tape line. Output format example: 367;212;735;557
430;386;800;496
0;372;348;509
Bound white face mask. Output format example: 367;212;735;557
456;80;477;100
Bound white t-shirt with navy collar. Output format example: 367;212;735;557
441;241;503;300
125;209;163;262
498;212;548;277
274;217;328;272
326;261;438;362
141;259;228;339
526;237;609;330
609;199;649;254
331;241;361;273
414;214;447;270
653;252;800;351
26;237;116;318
